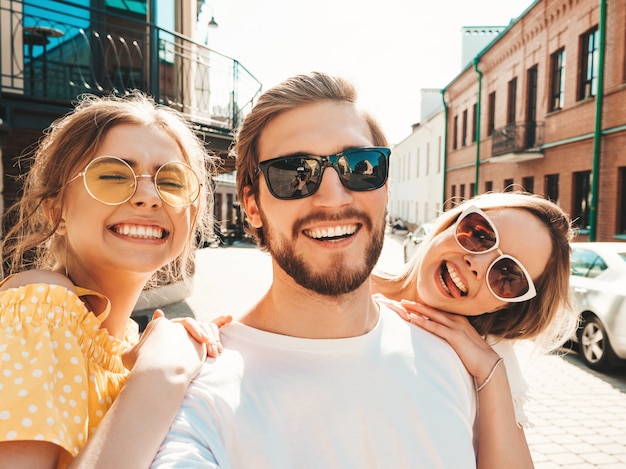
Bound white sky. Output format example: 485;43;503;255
199;0;534;144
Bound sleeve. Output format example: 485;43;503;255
150;378;224;468
0;284;90;456
488;337;531;428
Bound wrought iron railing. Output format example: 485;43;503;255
0;0;262;133
491;121;545;157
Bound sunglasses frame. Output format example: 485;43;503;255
255;147;391;200
68;155;201;207
453;205;537;303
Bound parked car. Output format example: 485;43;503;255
569;242;626;370
402;223;434;262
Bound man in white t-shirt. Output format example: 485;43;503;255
152;72;477;468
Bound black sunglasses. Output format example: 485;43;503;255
255;147;391;200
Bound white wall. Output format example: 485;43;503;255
389;108;445;229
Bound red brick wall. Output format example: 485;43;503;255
444;0;626;241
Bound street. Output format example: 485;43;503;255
149;234;626;468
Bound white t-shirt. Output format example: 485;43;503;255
153;305;478;468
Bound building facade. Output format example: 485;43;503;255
444;0;626;242
389;89;445;230
0;0;261;230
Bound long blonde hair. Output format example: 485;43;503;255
374;192;577;351
2;92;217;288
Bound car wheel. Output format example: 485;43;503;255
578;315;616;371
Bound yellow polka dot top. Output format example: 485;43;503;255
0;282;139;466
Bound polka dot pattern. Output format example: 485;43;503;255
0;283;138;460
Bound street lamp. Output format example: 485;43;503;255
208;15;218;29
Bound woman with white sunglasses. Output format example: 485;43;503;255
372;191;577;467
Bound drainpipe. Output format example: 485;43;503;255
472;58;483;197
589;0;607;242
441;89;449;209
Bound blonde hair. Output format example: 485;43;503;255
2;92;217;288
232;71;388;248
375;192;577;351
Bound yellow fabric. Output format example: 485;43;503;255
0;282;139;466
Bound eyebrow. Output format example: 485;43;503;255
270;147;366;159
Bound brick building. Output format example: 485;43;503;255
444;0;626;242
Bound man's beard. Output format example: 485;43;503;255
259;207;386;296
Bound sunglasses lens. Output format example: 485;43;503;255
339;149;388;191
488;257;531;299
455;211;497;252
264;157;318;199
155;162;201;207
84;157;135;204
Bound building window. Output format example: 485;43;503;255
507;78;517;125
487;92;496;136
470;183;475;198
462;109;468;146
504;179;514;191
573;171;592;230
618;167;626;234
426;143;430;175
545;174;559;204
485;180;493;193
451;185;457;207
214;192;223;224
460;184;466;200
522;176;534;194
453;115;458;150
416;148;420;178
437;137;442;173
579;27;599;100
471;103;477;143
550;48;566;111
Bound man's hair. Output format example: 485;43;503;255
232;71;388;247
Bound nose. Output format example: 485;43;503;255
130;175;162;208
463;250;499;280
310;166;353;208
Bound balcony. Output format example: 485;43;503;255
0;0;262;171
489;121;544;163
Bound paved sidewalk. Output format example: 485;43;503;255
523;352;626;468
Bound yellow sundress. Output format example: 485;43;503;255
0;281;139;467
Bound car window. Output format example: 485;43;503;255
570;248;608;278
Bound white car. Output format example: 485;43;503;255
569;242;626;370
402;223;434;263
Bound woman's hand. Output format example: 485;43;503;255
158;311;232;358
122;313;207;380
376;294;500;382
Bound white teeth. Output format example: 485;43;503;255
114;224;164;239
304;225;357;239
443;262;467;294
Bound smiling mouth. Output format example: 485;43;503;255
439;261;468;297
110;224;168;240
303;224;359;241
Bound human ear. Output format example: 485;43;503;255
43;197;66;235
242;185;262;228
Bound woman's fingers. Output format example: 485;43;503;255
373;293;410;320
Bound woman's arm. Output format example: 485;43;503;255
69;315;209;469
378;297;534;469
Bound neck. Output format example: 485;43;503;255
241;271;380;339
68;268;151;339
